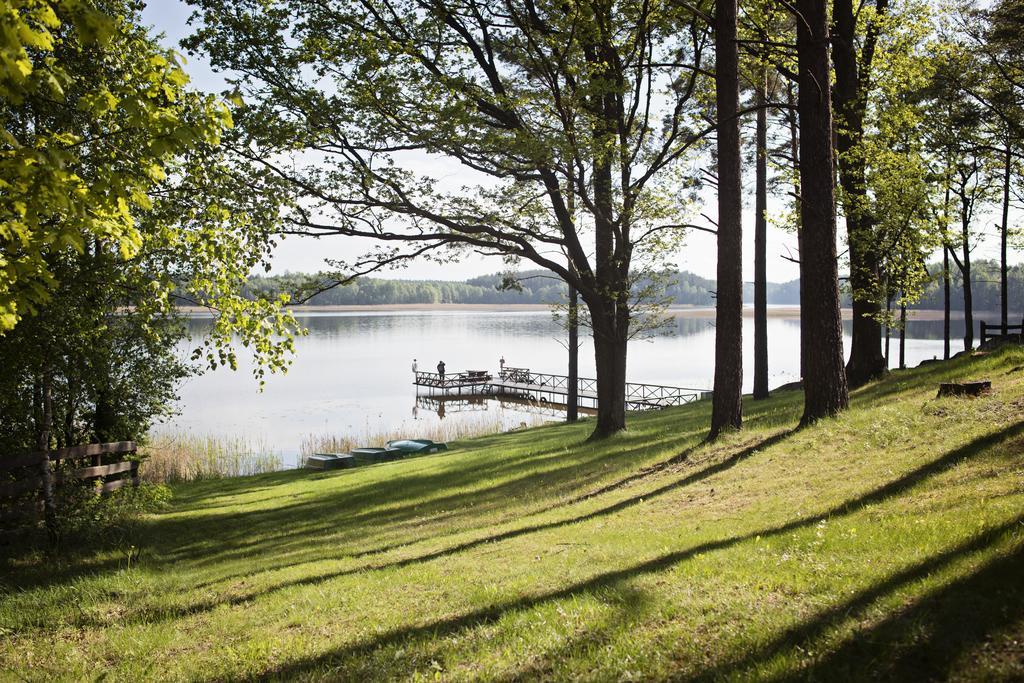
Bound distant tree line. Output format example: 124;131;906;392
248;270;737;306
247;262;1021;312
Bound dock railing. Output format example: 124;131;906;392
416;366;710;410
414;371;493;389
496;368;707;409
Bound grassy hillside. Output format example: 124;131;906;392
2;347;1023;681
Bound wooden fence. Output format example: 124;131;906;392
980;320;1024;346
0;441;139;534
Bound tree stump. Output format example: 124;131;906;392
937;381;992;398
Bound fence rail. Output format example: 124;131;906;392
980;320;1024;346
0;441;139;531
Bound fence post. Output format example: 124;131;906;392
980;321;987;346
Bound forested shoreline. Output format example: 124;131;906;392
247;261;1023;311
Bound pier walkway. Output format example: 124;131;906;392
414;367;711;412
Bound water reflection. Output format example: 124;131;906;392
168;310;949;461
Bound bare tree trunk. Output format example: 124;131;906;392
584;12;629;440
899;299;906;369
943;181;952;361
833;0;888;388
591;308;627;438
961;208;974;351
943;245;951;360
797;0;849;424
710;0;743;438
753;69;769;401
787;83;806;380
1000;137;1011;335
567;270;579;423
37;372;57;544
564;185;579;423
884;288;891;367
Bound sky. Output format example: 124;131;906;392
140;1;1019;285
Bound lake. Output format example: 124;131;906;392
157;308;959;466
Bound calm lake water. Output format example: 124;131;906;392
158;308;958;466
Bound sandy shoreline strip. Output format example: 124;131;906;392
174;303;985;321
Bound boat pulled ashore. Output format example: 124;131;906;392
306;439;448;470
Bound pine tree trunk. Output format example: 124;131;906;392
961;210;974;351
787;83;806;380
1000;137;1011;335
797;0;849;424
833;0;887;388
884;289;891;367
710;0;744;438
899;299;906;369
567;279;579;423
943;245;951;359
753;70;769;401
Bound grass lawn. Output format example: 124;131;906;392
2;347;1023;681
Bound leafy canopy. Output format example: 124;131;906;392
1;0;223;330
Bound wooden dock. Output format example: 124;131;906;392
414;366;711;412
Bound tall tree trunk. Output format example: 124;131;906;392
787;82;806;380
37;372;57;543
899;298;906;369
797;0;849;424
710;0;743;438
884;287;891;367
943;182;952;361
753;70;769;401
564;186;579;424
961;208;974;351
567;268;579;423
943;244;951;360
833;0;888;388
584;11;628;440
1000;136;1011;335
591;307;627;438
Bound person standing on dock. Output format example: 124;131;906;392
412;358;418;375
500;356;505;373
437;360;446;381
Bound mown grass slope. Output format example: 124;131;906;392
2;347;1023;681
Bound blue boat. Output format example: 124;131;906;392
386;439;448;454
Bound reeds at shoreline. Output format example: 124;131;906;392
140;432;284;484
142;411;553;481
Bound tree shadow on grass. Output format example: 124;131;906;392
183;424;764;593
234;420;1024;681
174;396;794;586
700;513;1024;681
1;417;710;597
155;427;701;573
74;430;794;629
155;376;792;578
792;539;1024;681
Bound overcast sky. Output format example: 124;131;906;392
141;1;1018;284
